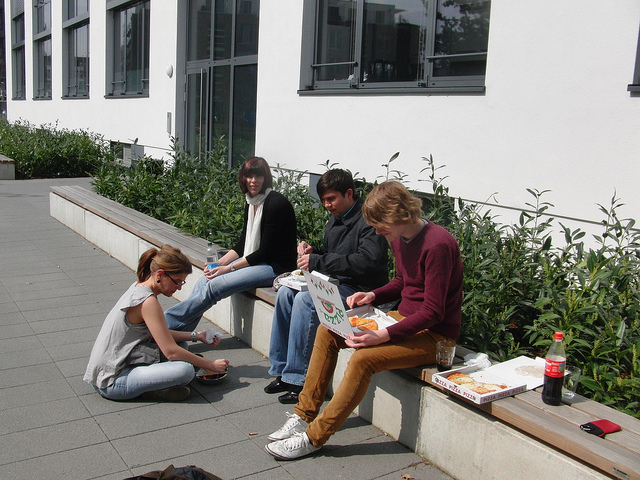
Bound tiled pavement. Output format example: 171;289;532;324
0;177;453;480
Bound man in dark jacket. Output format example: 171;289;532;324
265;169;388;404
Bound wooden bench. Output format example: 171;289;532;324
407;349;640;480
50;185;640;480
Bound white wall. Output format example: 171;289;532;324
255;0;640;238
5;1;179;159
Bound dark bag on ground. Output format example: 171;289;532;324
126;342;167;366
123;464;222;480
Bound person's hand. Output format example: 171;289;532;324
297;254;310;271
195;329;221;347
347;291;375;308
204;264;231;280
207;358;229;373
297;241;312;256
345;329;390;349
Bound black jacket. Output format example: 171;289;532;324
309;199;388;292
233;190;297;274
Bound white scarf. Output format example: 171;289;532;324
244;188;272;256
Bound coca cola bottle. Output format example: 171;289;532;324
541;331;566;405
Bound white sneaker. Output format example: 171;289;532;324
265;432;319;460
267;412;307;441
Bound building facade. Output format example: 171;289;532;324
4;0;640;236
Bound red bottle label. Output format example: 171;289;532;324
545;358;566;378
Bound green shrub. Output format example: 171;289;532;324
0;119;108;179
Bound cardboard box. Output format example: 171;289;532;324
278;270;338;291
346;304;397;330
278;273;308;291
303;271;396;339
432;356;544;404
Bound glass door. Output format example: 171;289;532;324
184;0;259;166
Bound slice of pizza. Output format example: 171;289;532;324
349;317;371;327
357;321;378;331
447;372;507;394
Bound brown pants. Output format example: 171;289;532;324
294;315;448;447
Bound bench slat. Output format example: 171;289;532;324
511;390;640;460
486;394;640;480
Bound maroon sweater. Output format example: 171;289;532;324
372;221;463;341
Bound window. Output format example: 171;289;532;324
185;0;259;165
107;0;149;96
10;1;25;100
628;24;640;94
33;0;52;99
63;0;90;98
300;0;491;93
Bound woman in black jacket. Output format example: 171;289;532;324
164;157;297;333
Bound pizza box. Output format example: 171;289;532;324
432;355;545;404
303;271;396;339
345;304;397;330
278;270;338;291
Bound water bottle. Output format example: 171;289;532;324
206;242;219;270
541;331;566;405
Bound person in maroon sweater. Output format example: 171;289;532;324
265;180;463;460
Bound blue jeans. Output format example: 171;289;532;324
96;361;195;400
268;284;355;386
164;263;277;332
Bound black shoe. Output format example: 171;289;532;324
278;391;300;404
264;377;296;394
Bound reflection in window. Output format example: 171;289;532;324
362;0;427;83
66;0;89;19
433;0;491;78
306;0;491;91
34;38;52;98
10;4;26;100
34;0;52;99
110;1;150;96
315;0;356;82
67;23;89;97
188;0;212;61
64;0;89;98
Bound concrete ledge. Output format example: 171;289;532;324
49;186;610;480
0;154;15;180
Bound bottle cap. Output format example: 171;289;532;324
554;331;563;340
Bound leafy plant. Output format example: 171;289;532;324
0;119;108;178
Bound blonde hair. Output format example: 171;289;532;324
363;181;423;227
136;244;193;282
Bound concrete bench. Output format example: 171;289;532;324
0;154;16;180
50;185;640;480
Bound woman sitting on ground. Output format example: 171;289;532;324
264;180;463;459
84;244;229;402
163;156;297;334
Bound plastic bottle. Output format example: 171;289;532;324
541;331;566;405
206;242;219;270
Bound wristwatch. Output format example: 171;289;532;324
191;331;197;342
230;264;236;272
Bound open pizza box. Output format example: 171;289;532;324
279;269;338;291
432;355;545;404
303;270;397;339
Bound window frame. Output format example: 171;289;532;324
628;24;640;94
10;1;26;100
32;0;52;100
63;0;90;98
105;0;150;98
299;0;490;95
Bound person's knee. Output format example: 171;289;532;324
175;362;196;383
276;287;296;305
